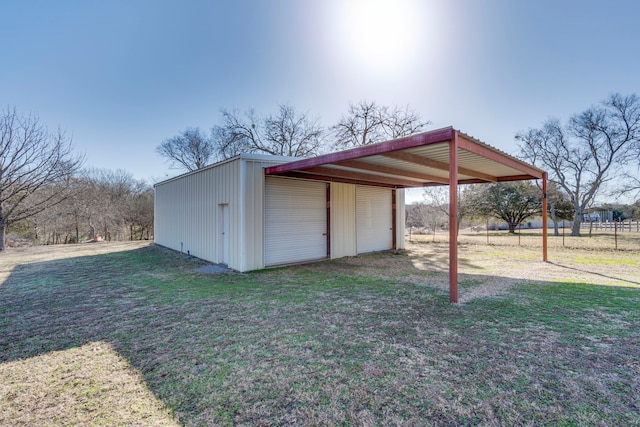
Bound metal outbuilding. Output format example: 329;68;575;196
154;127;547;302
154;153;407;273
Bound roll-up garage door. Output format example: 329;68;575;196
356;185;392;254
265;177;327;266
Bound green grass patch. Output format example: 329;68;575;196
1;243;639;426
569;255;640;266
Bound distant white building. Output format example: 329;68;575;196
582;212;600;222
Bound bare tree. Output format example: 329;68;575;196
625;112;640;195
123;187;154;240
28;182;81;244
627;199;640;220
31;168;153;244
212;104;325;159
545;182;574;236
156;127;215;172
82;168;149;241
405;203;427;230
618;174;640;200
411;200;446;241
34;176;91;244
331;100;430;149
422;185;477;235
263;104;324;157
384;105;430;139
8;161;153;246
212;108;262;159
421;187;452;236
0;107;83;251
332;100;387;149
517;93;640;236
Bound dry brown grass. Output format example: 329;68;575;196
0;341;177;426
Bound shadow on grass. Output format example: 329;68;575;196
547;261;640;286
1;245;639;426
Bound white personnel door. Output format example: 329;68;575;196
217;204;229;265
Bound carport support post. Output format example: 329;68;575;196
542;172;548;262
392;189;397;250
449;131;459;303
326;182;331;259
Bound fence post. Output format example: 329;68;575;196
486;218;489;245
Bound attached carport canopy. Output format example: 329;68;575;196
265;127;548;303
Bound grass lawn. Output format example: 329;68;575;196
1;240;639;426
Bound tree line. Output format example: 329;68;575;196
5;167;154;248
0;108;153;250
409;182;576;237
28;169;154;245
409;93;640;237
1;100;427;251
517;93;640;235
160;94;639;238
2;93;639;251
156;100;429;171
410;180;640;237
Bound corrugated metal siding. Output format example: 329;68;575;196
395;189;406;249
365;154;450;180
240;159;269;271
155;155;405;271
356;185;393;253
406;143;529;178
264;177;327;266
330;182;357;258
154;158;241;269
154;156;297;272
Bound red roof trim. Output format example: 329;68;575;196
274;172;405;188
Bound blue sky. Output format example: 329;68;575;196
3;0;639;198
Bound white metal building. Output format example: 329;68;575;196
154;153;405;272
155;127;546;302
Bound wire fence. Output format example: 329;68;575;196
580;220;640;233
407;226;640;252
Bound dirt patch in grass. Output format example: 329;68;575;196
1;240;639;425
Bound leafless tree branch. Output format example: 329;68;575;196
516;93;640;235
156;127;215;172
331;100;430;150
0;107;84;251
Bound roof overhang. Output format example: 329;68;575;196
264;127;544;187
264;126;549;304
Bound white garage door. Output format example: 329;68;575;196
264;177;327;266
356;186;392;254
